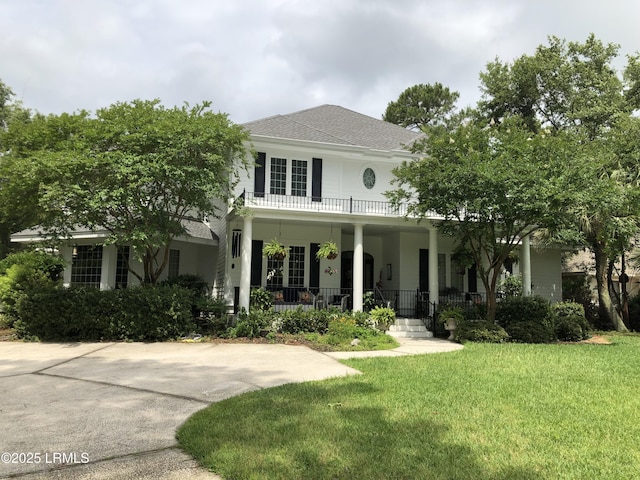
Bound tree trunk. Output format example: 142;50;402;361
481;269;500;323
0;227;11;260
594;243;627;332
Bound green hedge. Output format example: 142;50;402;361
274;307;339;335
15;285;196;341
0;251;65;327
456;320;510;344
551;301;590;341
496;296;555;343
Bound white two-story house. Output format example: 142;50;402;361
11;104;563;319
217;105;563;316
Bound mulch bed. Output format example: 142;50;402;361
576;335;612;345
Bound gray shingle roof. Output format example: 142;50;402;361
11;219;218;244
243;104;423;152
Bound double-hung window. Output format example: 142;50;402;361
168;249;180;279
291;160;307;197
288;246;305;287
266;257;284;289
270;157;287;195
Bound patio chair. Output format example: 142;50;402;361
339;294;350;312
313;294;326;310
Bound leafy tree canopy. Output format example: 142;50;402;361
4;99;250;283
388;112;584;321
383;83;459;130
478;34;640;330
0;79;45;258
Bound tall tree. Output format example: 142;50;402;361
11;99;250;284
388;112;582;322
0;80;15;131
478;35;640;331
0;80;45;258
383;83;459;130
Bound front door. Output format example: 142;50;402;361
341;251;374;290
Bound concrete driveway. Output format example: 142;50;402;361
0;338;462;479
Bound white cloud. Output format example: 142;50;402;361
1;0;638;123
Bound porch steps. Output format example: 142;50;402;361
388;318;433;339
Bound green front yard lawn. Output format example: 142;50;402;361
178;334;640;480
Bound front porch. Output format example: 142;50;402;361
225;191;544;317
238;286;488;330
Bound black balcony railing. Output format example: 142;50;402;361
237;191;410;217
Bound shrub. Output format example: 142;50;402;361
0;250;65;280
551;302;590;341
160;274;209;296
231;310;273;338
15;285;196;341
109;286;196;341
498;274;523;298
275;307;336;334
325;316;376;344
350;310;375;328
503;320;555;344
15;287;107;341
455;320;510;344
194;296;230;335
562;274;600;328
250;287;273;312
0;251;65;327
551;301;585;319
369;306;395;331
496;296;551;327
465;302;488;321
496;296;555;343
362;291;376;312
555;315;589;342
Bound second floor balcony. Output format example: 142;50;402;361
235;190;411;218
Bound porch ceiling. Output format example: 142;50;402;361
238;216;431;235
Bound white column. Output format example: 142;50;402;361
521;234;532;296
239;216;253;312
429;227;439;307
100;245;114;290
62;246;72;288
224;222;235;308
352;224;364;311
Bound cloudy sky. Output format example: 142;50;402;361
1;0;638;124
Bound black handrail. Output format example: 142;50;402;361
237;191;410;217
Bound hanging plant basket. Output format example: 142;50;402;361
316;240;339;260
262;239;288;260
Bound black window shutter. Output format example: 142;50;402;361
310;243;320;290
250;240;263;287
254;152;266;198
419;249;429;292
468;265;478;293
312;157;322;202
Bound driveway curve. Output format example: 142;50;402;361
0;338;461;479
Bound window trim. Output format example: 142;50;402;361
71;245;103;288
269;157;287;195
